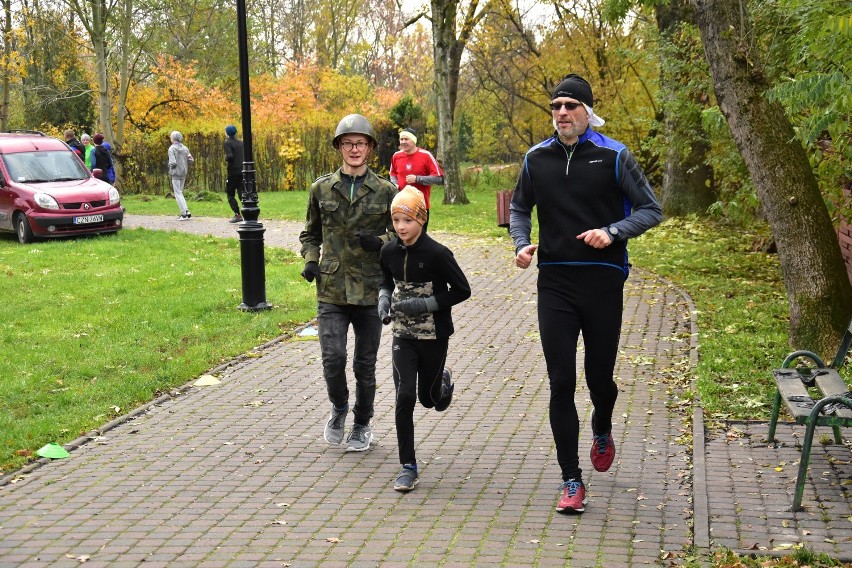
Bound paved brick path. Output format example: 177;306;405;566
0;214;849;566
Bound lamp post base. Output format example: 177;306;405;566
238;301;272;312
236;213;270;311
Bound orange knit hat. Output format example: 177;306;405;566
391;186;428;225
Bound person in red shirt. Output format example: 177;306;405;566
389;128;443;231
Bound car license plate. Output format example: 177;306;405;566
73;214;104;224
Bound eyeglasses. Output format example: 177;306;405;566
340;141;369;151
550;101;584;111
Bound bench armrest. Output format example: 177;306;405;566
781;350;826;369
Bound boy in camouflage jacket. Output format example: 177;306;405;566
299;114;397;453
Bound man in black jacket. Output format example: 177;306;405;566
510;74;662;515
64;129;85;160
223;125;244;223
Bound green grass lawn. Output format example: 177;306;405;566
2;170;824;476
0;228;315;473
629;217;791;420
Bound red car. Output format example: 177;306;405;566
0;130;124;244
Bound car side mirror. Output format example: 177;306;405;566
92;168;103;179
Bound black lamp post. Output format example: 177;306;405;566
235;0;271;311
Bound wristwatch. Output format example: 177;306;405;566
605;225;619;241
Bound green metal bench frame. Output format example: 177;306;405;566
767;318;852;511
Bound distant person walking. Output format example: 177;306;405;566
299;114;397;453
64;129;84;160
389;128;443;231
91;133;115;184
168;130;194;221
378;185;471;492
223;125;244;223
510;74;662;514
81;133;95;169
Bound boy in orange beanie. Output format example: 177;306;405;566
378;186;471;491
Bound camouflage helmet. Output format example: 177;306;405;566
332;114;377;149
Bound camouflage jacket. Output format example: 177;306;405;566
299;167;396;305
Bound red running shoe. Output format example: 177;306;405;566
591;432;615;472
556;479;586;514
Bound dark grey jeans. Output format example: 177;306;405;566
316;302;382;425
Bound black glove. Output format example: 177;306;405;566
378;292;391;324
301;261;320;283
393;296;439;315
357;231;383;252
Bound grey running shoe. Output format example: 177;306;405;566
323;405;348;445
345;423;373;452
393;466;419;492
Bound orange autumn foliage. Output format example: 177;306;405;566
124;56;236;134
120;59;401;194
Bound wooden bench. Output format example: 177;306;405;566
767;318;852;511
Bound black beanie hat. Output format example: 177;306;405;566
551;74;593;107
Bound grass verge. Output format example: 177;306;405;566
0;228;314;474
629;217;794;421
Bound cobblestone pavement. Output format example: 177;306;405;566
0;214;849;566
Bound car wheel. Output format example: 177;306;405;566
15;213;35;244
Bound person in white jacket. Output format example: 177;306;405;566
168;131;195;220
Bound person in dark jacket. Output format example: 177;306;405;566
64;129;84;159
91;133;114;184
510;74;662;515
299;114;397;453
378;185;471;492
223;125;244;223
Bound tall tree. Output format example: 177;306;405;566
0;0;15;130
758;0;852;223
653;0;715;216
63;0;156;185
427;0;492;205
19;2;94;130
691;0;852;353
148;0;239;85
64;0;113;140
466;0;551;156
314;0;360;69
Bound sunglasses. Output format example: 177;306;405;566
550;101;584;111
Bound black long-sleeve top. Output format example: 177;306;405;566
379;233;471;340
509;127;662;276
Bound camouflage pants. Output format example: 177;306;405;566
317;302;382;425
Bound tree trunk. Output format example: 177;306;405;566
431;0;480;205
111;0;132;187
1;0;10;131
656;0;715;216
692;0;852;354
661;134;714;216
84;0;115;143
66;0;140;186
